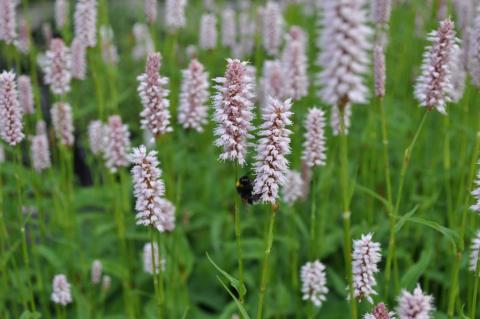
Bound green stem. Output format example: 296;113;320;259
149;229;162;318
338;105;356;319
234;164;245;303
471;256;480;319
309;168;318;258
256;204;278;319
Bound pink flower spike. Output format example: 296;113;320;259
0;71;24;145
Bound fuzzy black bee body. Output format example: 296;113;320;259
236;175;260;204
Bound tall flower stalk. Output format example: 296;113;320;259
385;18;459;297
253;97;293;319
213;58;255;303
302;107;327;258
317;1;372;316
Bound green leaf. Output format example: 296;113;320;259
206;252;247;298
394;205;419;233
0;239;20;269
399;216;459;250
19;311;41;319
356;183;393;214
400;247;433;290
216;276;251;319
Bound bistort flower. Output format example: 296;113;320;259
51;274;72;306
178;59;209;132
352;233;381;303
414;19;459;114
300;260;329;308
137;52;172;137
253;97;293;204
213;59;255;165
302;108;327;168
396;284;434;319
0;71;24;145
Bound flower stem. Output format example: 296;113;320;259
338;106;356;319
256;204;278;319
471;257;480;319
234;164;245;303
309;168;318;258
385;111;429;295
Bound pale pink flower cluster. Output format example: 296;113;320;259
51;274;72;306
396;285;434;319
100;25;119;66
132;23;154;61
470;230;480;274
302;108;327;168
364;302;396;319
91;260;102;284
165;0;187;30
18;75;34;114
144;0;157;24
178;59;209;132
300;260;328;307
450;44;466;103
282;26;308;100
471;162;480;213
317;0;372;107
129;145;175;232
470;6;480;86
30;121;51;172
262;2;283;56
0;71;24;145
374;44;386;98
16;19;31;54
51;102;74;146
352;233;381;303
88;120;107;156
213;59;255;165
414;19;458;114
253;97;293;204
71;38;87;80
55;0;68;29
43;38;72;95
236;11;255;58
372;0;391;28
143;242;166;274
104;115;130;172
221;8;237;49
0;0;17;44
200;13;217;50
74;0;97;47
101;275;111;292
261;60;285;103
282;170;304;205
137;52;172;137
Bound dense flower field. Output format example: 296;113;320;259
0;0;480;318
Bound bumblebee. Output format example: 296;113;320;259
236;175;260;204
